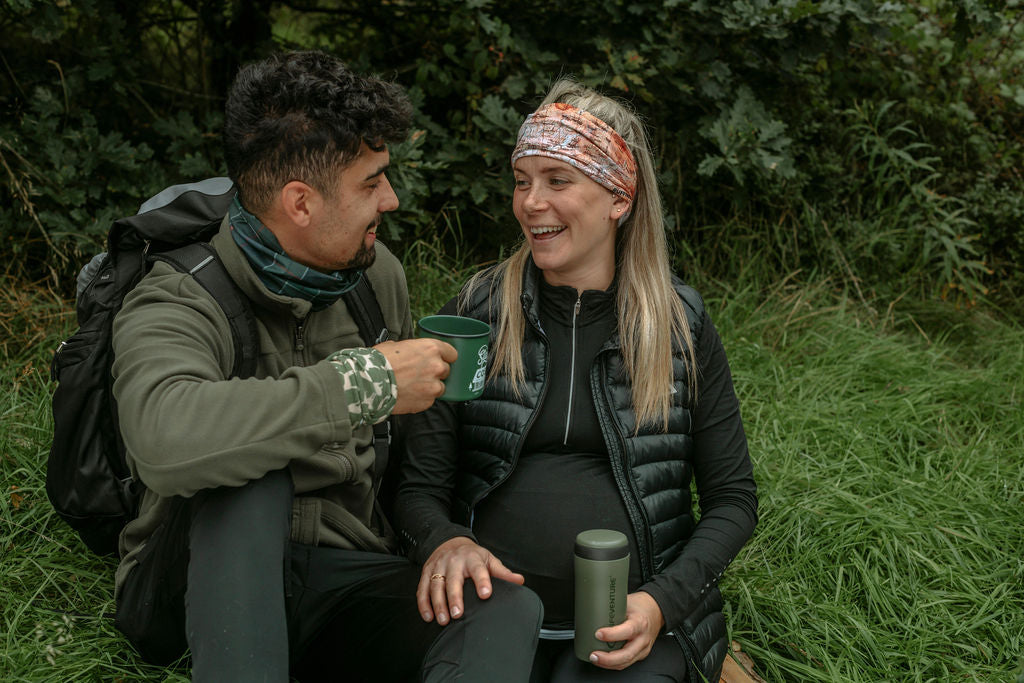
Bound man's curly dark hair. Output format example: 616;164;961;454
224;51;412;214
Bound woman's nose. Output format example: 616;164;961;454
522;185;546;212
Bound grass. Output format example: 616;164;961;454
2;248;1023;680
702;275;1024;681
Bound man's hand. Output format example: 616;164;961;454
375;339;457;414
588;591;664;670
417;537;525;625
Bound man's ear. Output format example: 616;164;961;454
279;181;320;228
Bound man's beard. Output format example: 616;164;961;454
340;239;376;271
338;217;380;271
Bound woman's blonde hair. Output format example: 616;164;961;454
465;78;698;431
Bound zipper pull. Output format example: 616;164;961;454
574;296;582;318
294;320;306;351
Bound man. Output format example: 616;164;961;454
110;51;541;681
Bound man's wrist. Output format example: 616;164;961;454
326;347;397;427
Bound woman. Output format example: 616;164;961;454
395;79;757;682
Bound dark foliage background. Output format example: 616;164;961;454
1;0;1022;306
2;3;1023;680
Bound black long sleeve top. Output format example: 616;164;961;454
395;278;757;631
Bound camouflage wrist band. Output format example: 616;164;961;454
326;347;397;427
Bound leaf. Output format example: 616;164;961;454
478;12;502;36
10;486;23;510
472;94;519;137
697;155;725;177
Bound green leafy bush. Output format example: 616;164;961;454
1;0;1021;305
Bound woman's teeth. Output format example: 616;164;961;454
530;226;565;235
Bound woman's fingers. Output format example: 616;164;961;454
590;620;648;670
594;616;641;644
590;592;664;669
417;537;511;625
416;569;434;621
467;559;494;600
442;563;467;621
431;566;457;624
589;638;647;670
486;554;526;588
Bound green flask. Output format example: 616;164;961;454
573;529;629;662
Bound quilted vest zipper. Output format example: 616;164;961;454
592;351;656;581
562;295;582;445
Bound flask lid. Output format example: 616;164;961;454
574;529;629;561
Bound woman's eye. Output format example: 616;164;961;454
549;177;568;186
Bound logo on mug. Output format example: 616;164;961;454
469;345;488;393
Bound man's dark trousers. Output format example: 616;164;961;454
116;469;543;681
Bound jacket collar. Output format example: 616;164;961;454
519;256;622;351
211;215;314;319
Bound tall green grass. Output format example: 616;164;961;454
2;252;1022;680
704;276;1024;681
0;281;189;681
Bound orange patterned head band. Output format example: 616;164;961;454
511;102;637;201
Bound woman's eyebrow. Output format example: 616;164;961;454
512;163;579;175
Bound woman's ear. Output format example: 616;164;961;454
610;194;632;223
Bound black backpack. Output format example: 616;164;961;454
48;179;390;556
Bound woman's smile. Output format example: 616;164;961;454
528;225;566;238
513;156;627;291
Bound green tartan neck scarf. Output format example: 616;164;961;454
228;196;362;311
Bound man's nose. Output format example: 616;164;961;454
380;175;399;212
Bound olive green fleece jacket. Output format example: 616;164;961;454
110;217;412;598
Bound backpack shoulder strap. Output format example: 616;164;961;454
341;276;392;491
150;242;260;380
343;275;389;346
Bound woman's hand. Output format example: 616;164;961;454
417;536;525;625
588;591;665;670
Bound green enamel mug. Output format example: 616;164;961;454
417;315;491;402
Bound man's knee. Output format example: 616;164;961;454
190;468;292;548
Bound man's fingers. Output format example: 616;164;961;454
429;352;452;380
378;338;458;414
436;340;458;364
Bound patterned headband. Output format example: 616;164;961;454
511;102;637;201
